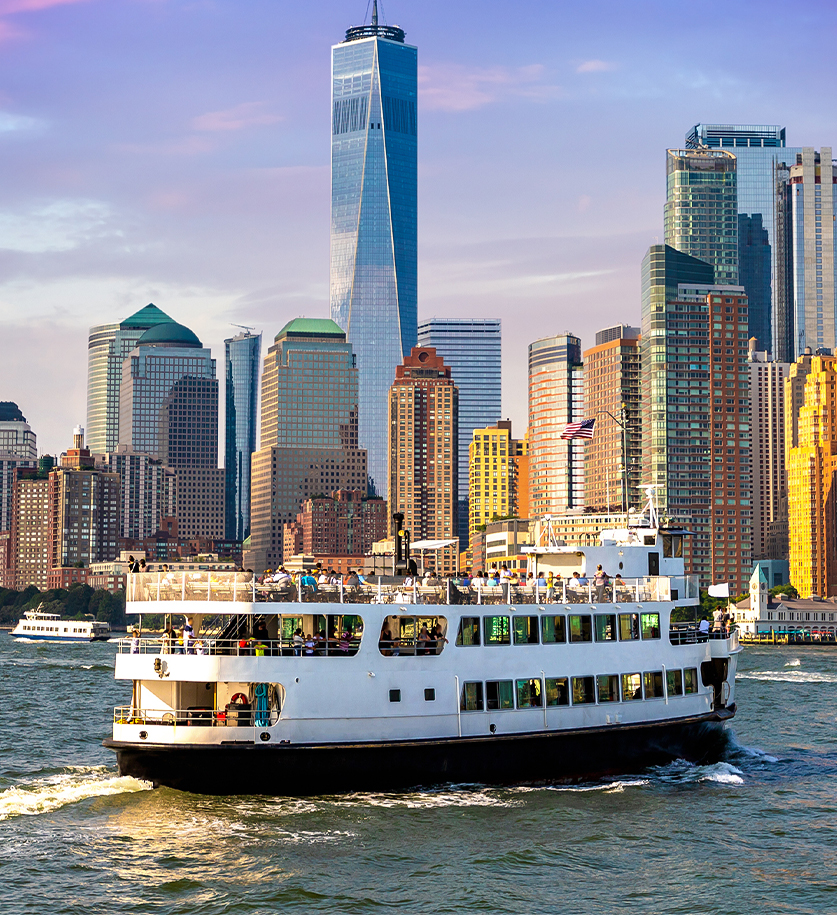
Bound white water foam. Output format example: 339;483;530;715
548;779;651;793
333;787;521;809
654;760;744;786
738;670;837;684
785;658;801;667
0;767;150;821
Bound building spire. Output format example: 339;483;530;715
372;0;378;27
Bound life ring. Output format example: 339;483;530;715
230;692;249;705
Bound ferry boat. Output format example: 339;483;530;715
103;495;740;794
11;607;112;642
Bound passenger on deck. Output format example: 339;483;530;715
160;625;173;654
304;634;315;655
183;617;194;654
546;571;555;602
594;565;610;602
699;617;710;635
317;570;330;585
379;625;394;656
293;628;304;656
434;621;448;653
568;571;584;601
344;570;361;588
417;623;433;655
130;628;140;653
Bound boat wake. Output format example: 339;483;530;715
332;786;522;808
650;759;745;785
785;658;801;667
0;766;150;821
737;669;837;684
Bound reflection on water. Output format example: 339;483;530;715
1;637;837;914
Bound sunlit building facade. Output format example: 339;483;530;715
330;9;417;498
0;402;37;534
418;318;502;547
528;333;584;518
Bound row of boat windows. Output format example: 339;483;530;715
18;625;85;633
455;613;662;647
459;668;700;711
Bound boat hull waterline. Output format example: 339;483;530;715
105;709;735;795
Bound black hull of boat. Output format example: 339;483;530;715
104;708;735;795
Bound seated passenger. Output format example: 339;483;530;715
417;623;433;655
344;570;361;588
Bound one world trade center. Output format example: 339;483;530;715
330;2;417;498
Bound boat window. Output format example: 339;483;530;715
389;689;401;702
456;617;481;646
572;676;595;704
644;671;665;698
379;615;447;656
621;672;643;700
542;615;567;643
513;616;539;645
461;681;484;711
641;613;661;640
545;677;569;706
569;615;592;643
684;667;699;694
618;613;640;641
484;616;511;646
424;688;435;701
597;674;620;702
516;678;543;708
486;680;514;710
662;534;683;558
594;614;616;642
667;669;684;696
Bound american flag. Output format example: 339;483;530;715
561;418;596;440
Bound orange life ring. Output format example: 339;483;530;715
230;692;249;705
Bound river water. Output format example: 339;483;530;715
1;635;835;915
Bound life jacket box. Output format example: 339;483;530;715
187;707;213;726
226;702;252;726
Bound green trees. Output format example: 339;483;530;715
0;585;126;627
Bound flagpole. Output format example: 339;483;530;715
596;407;628;521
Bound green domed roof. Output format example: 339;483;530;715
122;303;175;329
275;317;345;342
138;321;202;347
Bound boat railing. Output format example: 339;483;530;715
669;623;737;645
125;572;700;606
113;705;278;728
117;635;362;656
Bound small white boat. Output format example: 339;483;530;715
11;607;111;642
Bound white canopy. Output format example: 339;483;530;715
409;539;459;550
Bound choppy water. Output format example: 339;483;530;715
2;636;837;914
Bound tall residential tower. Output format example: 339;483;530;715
330;2;417;498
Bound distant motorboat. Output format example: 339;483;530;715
10;607;111;642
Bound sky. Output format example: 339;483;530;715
0;0;836;456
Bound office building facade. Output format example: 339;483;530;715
388;347;459;574
86;303;175;454
748;342;790;560
641;245;752;592
582;326;642;513
283;489;387;559
119;321;223;540
99;446;176;541
786;353;837;598
665;148;738;286
687;125;804;355
528;333;584;518
468;421;528;550
7;466;51;590
224;330;262;542
417;318;502;547
248;319;368;572
0;402;37;534
330;6;418;498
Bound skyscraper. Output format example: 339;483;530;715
528;333;584;518
388;347;459;574
664;148;738;286
417;318;502;546
247;319;368;572
224;330;261;542
330;2;417;498
787;149;837;358
582;326;641;514
119;321;223;540
468;421;528;550
86;303;175;454
786;352;837;598
0;402;37;533
641;245;752;592
686;124;804;357
747;341;789;560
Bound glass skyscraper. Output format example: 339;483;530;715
686;124;804;358
86;303;175;454
224;330;262;541
665;148;738;286
330;3;417;498
417;318;502;546
528;333;584;517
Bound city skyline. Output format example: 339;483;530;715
1;1;835;455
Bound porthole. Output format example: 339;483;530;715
139;730;148;740
260;732;271;742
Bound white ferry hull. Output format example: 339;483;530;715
10;632;110;642
104;708;735;795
